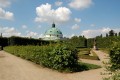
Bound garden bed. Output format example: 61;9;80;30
78;48;99;60
4;45;101;72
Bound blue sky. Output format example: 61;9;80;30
0;0;120;38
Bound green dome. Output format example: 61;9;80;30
45;27;62;35
43;23;63;40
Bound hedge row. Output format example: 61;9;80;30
8;36;50;46
0;36;50;46
0;37;8;47
4;45;80;72
4;45;101;72
87;36;120;48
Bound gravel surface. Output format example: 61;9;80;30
0;50;108;80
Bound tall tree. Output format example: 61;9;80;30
0;33;2;37
100;34;102;38
119;32;120;36
109;30;115;36
115;33;117;36
106;33;108;37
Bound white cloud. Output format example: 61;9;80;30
22;25;27;29
74;18;81;22
0;26;43;38
37;25;41;28
81;27;120;38
90;24;96;27
0;8;14;20
64;34;76;38
0;26;21;37
69;0;92;10
0;0;11;8
26;31;38;38
25;31;43;38
55;1;63;6
70;34;76;38
38;34;44;38
71;24;80;30
35;3;71;23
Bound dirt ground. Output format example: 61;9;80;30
0;50;108;80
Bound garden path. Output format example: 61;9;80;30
81;50;109;66
0;50;108;80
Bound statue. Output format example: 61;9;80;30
93;38;98;50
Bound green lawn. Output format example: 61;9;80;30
99;48;110;54
78;48;99;60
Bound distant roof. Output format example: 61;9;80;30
44;23;62;35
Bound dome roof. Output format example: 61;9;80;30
43;23;63;41
44;23;62;35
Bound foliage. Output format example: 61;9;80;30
109;41;120;71
87;30;120;48
40;44;79;72
4;45;78;72
0;36;50;47
8;36;49;46
78;48;99;60
109;30;115;36
4;45;101;72
103;41;120;80
96;36;120;48
119;32;120;36
86;38;94;48
103;71;120;80
0;37;8;47
65;36;87;48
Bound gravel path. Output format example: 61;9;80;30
0;50;108;80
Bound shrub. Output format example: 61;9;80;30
4;44;101;72
42;44;79;72
109;42;120;71
78;48;99;60
103;71;120;80
4;45;79;72
103;42;120;80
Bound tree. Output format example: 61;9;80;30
106;33;108;37
100;34;102;38
0;33;2;37
119;32;120;36
115;33;117;36
109;30;115;36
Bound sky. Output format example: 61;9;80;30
0;0;120;38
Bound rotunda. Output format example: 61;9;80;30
43;23;63;41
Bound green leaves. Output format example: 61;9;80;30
4;45;79;72
109;43;120;71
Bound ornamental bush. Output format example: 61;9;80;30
41;44;79;71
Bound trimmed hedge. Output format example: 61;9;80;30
4;45;79;72
79;55;99;60
8;36;49;46
4;45;101;72
0;36;50;46
78;49;99;60
0;37;8;46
